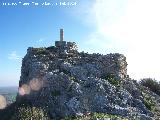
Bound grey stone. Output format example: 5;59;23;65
17;40;155;119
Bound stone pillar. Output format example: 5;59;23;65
60;29;64;41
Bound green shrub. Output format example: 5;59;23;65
11;106;48;120
35;48;48;55
61;113;130;120
139;78;160;95
141;90;156;111
69;76;78;82
144;99;152;111
103;73;121;87
0;98;49;120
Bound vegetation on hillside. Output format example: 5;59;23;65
139;78;160;119
1;78;160;120
0;98;48;120
103;73;122;87
139;78;160;95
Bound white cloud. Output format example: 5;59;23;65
37;38;47;43
8;51;21;60
69;1;96;26
78;0;160;80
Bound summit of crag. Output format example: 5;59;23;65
1;29;160;120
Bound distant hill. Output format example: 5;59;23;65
0;86;18;93
0;86;18;104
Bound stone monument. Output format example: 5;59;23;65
55;29;66;49
55;29;78;56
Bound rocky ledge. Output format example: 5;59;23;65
14;37;158;120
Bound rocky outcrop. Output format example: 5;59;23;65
17;41;154;119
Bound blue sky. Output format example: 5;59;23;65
0;0;160;86
0;0;93;86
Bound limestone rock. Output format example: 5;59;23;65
17;41;155;119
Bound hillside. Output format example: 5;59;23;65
0;86;17;105
1;30;160;120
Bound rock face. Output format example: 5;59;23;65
17;41;154;119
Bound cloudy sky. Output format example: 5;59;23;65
0;0;160;86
